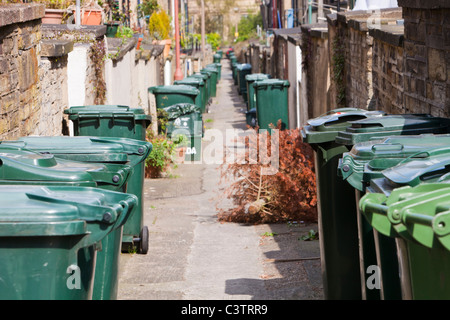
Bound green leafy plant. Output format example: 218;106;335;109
300;229;319;241
207;33;222;50
145;133;178;178
115;26;134;39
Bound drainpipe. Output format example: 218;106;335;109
174;0;183;81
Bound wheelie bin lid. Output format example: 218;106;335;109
201;68;218;74
359;182;450;250
335;114;450;145
0;185;137;238
148;85;200;96
163;103;202;120
63;105;151;122
1;136;152;166
301;108;386;144
0;145;131;190
380;146;450;188
252;79;290;89
190;73;209;80
340;134;450;192
174;78;205;86
235;63;252;71
245;73;270;82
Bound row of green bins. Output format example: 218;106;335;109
163;103;203;162
254;79;290;130
246;73;270;111
301;108;386;300
303;109;450;300
348;136;450;300
0;145;136;300
64;105;152;257
207;62;222;80
236;64;252;99
335;115;450;300
360;157;450;299
148;85;200;110
174;77;207;113
190;72;211;106
201;66;218;98
0;185;137;300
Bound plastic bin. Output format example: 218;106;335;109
64;105;151;258
201;67;218;98
174;77;207;113
236;64;252;98
245;73;270;111
148;85;200;109
336;115;450;300
0;185;136;300
253;79;290;130
0;145;134;300
360;180;450;299
207;63;222;80
1;136;152;254
301;108;386;300
213;53;221;63
163;103;203;162
245;108;257;128
189;72;211;105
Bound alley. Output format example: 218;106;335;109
117;59;323;300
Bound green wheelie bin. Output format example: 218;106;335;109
1;135;152;253
213;53;221;63
0;185;136;300
174;77;207;113
335;115;450;300
0;145;133;300
148;85;200;109
207;63;222;80
245;73;270;111
189;72;211;106
163;103;203;162
201;67;218;98
64;105;151;256
360;173;450;299
301;108;386;300
236;64;252;98
253;79;290;130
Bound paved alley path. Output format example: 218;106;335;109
117;59;323;301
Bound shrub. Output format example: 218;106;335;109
148;9;171;40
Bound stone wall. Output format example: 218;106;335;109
399;0;450;117
300;24;331;119
370;25;405;114
0;4;44;139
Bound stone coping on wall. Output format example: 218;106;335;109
368;24;404;47
40;39;74;57
300;23;328;39
107;37;138;62
140;43;164;58
0;3;44;27
42;24;106;41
